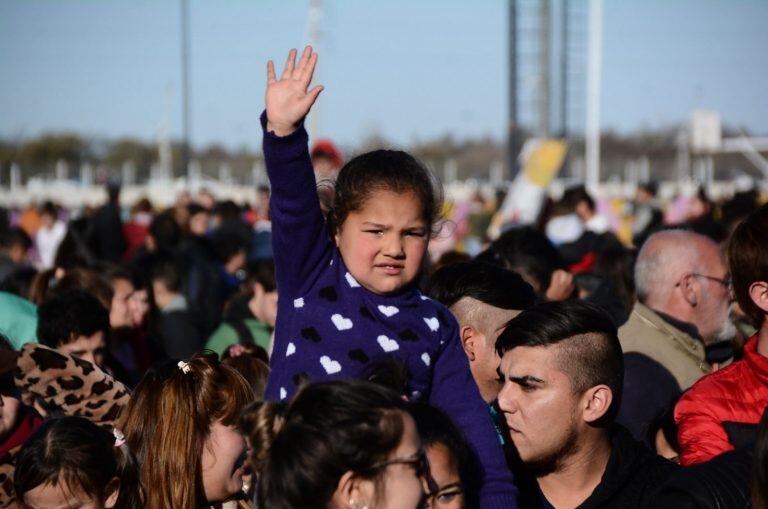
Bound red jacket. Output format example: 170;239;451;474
675;335;768;465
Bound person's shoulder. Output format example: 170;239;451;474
682;357;750;402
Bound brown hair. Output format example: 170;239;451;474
221;343;271;398
117;352;255;509
728;203;768;328
30;267;113;309
240;380;407;509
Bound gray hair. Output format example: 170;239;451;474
634;230;712;307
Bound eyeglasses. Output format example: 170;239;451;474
369;448;438;493
676;273;732;291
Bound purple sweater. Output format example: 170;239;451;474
262;113;517;508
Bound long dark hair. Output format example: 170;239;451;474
14;416;141;509
241;380;409;509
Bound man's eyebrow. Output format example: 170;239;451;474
361;222;388;228
509;375;546;386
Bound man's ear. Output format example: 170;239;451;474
678;273;699;307
104;477;120;508
749;281;768;314
580;385;613;424
460;325;479;361
332;471;374;509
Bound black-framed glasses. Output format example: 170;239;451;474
369;448;438;493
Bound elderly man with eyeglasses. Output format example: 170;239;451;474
616;230;735;442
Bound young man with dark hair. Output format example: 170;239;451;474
36;289;110;367
496;300;676;508
675;203;768;465
428;262;536;404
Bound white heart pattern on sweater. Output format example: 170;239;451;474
331;314;353;331
377;335;399;352
320;355;342;374
286;342;296;357
377;305;399;317
421;352;431;366
424;317;440;332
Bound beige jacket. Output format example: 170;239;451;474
619;302;711;390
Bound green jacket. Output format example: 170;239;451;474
205;318;272;357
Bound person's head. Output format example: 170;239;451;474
561;185;596;222
117;353;255;509
148;255;182;310
635;229;733;345
221;343;270;398
147;212;182;253
14;416;139;509
329;150;442;296
106;182;121;204
0;226;32;263
428;262;536;403
39;201;58;229
409;403;469;509
311;139;344;181
242;380;427;509
635;182;658;204
496;300;623;475
244;259;278;327
99;265;135;329
727;203;768;331
482;227;569;300
187;203;210;237
212;224;250;275
37;289;110;367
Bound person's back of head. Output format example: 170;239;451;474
427;261;536;311
148;212;182;253
221;343;270;398
428;261;538;403
728;203;768;331
14;416;140;509
36;288;110;365
118;352;254;509
486;227;565;297
241;379;425;509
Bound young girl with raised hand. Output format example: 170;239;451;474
262;46;517;508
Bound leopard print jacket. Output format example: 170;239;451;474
0;344;130;507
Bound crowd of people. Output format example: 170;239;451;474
0;46;766;508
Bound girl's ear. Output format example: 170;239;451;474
103;477;120;509
332;471;375;509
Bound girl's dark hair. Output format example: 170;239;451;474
241;380;408;509
14;416;141;509
329;150;443;234
409;402;471;481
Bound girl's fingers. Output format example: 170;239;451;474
305;85;324;106
299;52;318;86
294;45;313;79
281;48;297;80
267;60;277;84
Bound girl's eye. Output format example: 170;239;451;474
436;491;462;503
405;230;426;237
364;230;383;236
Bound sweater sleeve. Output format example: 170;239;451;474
429;317;518;509
674;388;733;466
261;111;332;298
14;343;129;428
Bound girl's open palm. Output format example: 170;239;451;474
266;46;323;136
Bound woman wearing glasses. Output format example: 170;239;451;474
242;380;429;509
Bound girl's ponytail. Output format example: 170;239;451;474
240;400;287;473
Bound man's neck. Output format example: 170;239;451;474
537;434;612;509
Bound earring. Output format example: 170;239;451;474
349;499;369;509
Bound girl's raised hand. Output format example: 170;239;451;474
266;46;324;137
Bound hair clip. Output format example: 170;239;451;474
113;428;126;448
228;344;246;358
178;360;191;374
